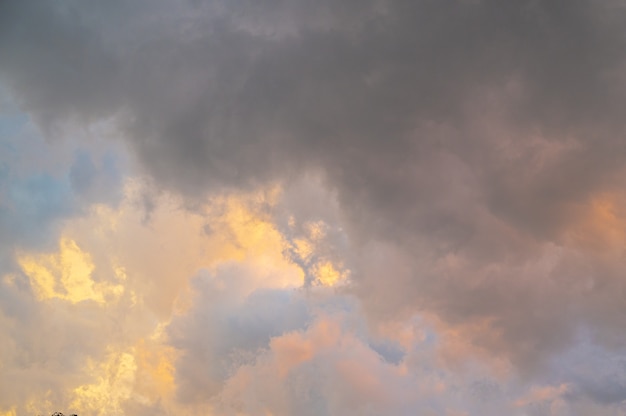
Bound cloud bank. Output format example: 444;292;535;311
2;0;626;414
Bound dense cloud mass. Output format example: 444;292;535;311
1;0;626;414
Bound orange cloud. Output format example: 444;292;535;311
566;192;626;252
514;383;570;407
270;318;341;378
70;350;137;415
133;338;176;399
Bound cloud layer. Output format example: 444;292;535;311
2;0;626;414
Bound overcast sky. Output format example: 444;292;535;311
2;0;626;415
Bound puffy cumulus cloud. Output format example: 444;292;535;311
59;179;313;318
0;164;354;414
212;310;582;416
3;0;626;414
3;173;626;415
167;274;310;405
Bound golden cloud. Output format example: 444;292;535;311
17;238;124;304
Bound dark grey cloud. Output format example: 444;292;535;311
2;0;626;375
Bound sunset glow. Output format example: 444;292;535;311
2;1;626;415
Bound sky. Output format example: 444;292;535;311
1;0;626;415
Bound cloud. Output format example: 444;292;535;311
0;98;126;273
69;149;123;205
0;100;132;414
168;278;311;403
2;0;626;414
17;237;125;304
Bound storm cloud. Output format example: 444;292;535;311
2;0;626;414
